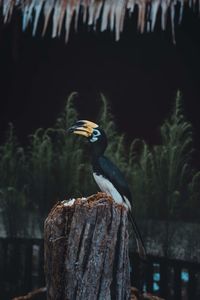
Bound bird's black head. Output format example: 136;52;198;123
68;120;107;158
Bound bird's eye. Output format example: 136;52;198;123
90;129;101;142
93;129;101;137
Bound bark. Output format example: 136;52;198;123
44;192;131;300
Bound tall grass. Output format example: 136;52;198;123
127;92;200;221
0;124;28;236
98;93;127;171
26;93;95;229
0;91;199;237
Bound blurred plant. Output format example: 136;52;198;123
54;92;95;199
125;91;200;256
126;139;154;217
27;92;95;230
0;124;28;237
127;91;200;221
98;93;127;171
27;128;55;217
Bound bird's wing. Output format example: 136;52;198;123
95;156;147;260
95;156;132;202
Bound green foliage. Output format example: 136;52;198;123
0;91;199;237
54;93;95;198
0;124;28;237
28;128;55;216
127;91;200;221
126;139;154;217
26;93;95;227
98;94;127;171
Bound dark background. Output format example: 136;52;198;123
0;6;200;150
0;8;200;300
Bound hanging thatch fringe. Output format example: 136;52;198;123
1;0;199;43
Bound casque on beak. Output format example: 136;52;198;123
67;120;98;138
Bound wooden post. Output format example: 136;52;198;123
44;192;131;300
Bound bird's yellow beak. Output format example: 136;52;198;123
68;120;98;137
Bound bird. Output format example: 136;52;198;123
68;119;146;259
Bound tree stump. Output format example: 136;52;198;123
44;192;131;300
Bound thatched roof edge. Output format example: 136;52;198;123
1;0;199;43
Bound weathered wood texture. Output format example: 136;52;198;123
44;192;131;300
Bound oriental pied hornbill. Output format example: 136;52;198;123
68;120;146;259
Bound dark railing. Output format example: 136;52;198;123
0;238;45;299
130;254;200;300
0;238;200;300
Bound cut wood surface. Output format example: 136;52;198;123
44;192;131;300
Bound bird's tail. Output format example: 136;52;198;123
128;211;147;260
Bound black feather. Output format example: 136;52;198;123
92;156;132;202
93;156;147;260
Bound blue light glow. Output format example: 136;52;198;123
181;271;189;282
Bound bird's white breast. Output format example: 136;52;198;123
93;172;131;210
